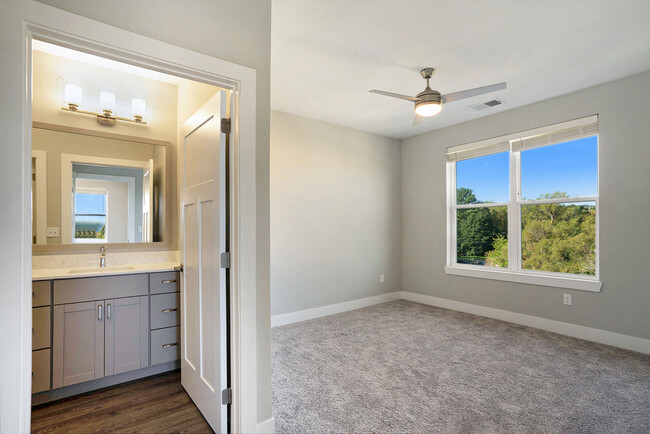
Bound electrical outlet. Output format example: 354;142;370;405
379;274;385;283
46;227;59;238
563;294;572;306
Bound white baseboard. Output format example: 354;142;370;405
271;291;401;327
257;416;275;433
401;291;650;355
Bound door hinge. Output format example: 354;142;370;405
221;118;231;134
220;252;230;269
221;388;232;405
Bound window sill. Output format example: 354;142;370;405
444;265;602;292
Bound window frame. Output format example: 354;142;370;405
445;117;601;292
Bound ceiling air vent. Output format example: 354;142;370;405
470;99;503;111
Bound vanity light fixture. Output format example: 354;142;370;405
61;83;147;126
131;98;146;123
99;91;116;117
63;83;82;110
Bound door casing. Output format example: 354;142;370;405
7;5;259;432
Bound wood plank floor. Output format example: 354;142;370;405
31;371;213;433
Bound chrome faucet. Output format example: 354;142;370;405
100;246;107;267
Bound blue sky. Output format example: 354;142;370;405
456;136;598;203
75;192;106;215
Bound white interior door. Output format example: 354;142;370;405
180;91;228;433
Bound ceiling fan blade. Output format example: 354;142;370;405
441;82;506;103
369;89;419;102
412;114;423;126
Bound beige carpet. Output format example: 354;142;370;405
271;300;650;433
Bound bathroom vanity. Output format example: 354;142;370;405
31;266;181;404
29;120;181;404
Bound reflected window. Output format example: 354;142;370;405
74;190;107;242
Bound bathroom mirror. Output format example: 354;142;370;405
32;122;171;252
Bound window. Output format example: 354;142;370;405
446;116;600;291
74;189;108;243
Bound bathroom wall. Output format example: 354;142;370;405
32;49;178;250
32;49;178;143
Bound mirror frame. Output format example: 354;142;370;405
32;121;173;254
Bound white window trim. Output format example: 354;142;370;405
446;116;601;292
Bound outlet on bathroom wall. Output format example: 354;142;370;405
46;227;59;237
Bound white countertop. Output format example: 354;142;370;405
32;262;180;281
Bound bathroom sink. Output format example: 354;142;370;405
67;265;136;275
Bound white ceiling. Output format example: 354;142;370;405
33;40;181;85
271;0;650;139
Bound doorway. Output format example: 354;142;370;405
12;14;259;432
29;39;230;432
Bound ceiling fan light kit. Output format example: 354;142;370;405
370;67;506;126
414;68;442;117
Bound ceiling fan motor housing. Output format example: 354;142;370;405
415;88;442;112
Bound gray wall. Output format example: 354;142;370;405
402;70;650;340
24;0;272;424
271;111;401;315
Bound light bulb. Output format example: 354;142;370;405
415;101;442;117
64;83;82;110
131;98;146;122
99;91;116;116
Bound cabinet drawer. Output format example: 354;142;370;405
54;274;148;304
151;293;180;330
150;326;180;365
33;281;51;307
150;272;180;294
33;307;51;350
32;349;51;394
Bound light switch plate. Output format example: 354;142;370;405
46;227;59;237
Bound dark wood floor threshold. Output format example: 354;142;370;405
31;371;213;433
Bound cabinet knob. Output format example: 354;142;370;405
162;280;177;284
161;342;178;348
98;305;103;321
161;308;178;313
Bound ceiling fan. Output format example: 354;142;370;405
370;68;506;126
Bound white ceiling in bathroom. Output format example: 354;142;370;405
271;0;650;139
33;40;181;85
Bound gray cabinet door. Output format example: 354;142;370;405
105;296;149;376
52;301;104;388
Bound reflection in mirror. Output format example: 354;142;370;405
32;125;168;246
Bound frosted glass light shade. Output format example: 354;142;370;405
131;98;146;121
415;101;442;117
64;84;82;109
99;91;116;115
